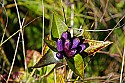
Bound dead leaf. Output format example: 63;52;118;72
84;39;113;55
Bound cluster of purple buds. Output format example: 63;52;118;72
56;31;88;59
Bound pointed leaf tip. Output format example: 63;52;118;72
51;14;68;39
84;39;113;55
32;50;61;68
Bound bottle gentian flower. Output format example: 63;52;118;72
56;39;63;52
71;38;80;49
64;40;71;51
56;30;88;59
79;44;86;53
61;32;69;40
56;52;64;59
66;49;77;58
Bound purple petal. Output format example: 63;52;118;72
61;32;68;40
56;39;63;51
64;40;71;51
79;44;86;53
56;52;63;59
71;38;80;49
66;49;77;58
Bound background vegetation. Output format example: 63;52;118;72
0;0;125;83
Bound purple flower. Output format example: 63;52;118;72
64;40;71;51
56;39;63;51
79;44;86;53
71;38;80;49
56;30;88;59
66;49;77;58
61;31;70;40
56;52;63;59
62;32;68;40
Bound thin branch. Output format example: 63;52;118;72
70;3;74;27
26;1;44;82
0;16;42;47
13;0;27;71
0;0;10;66
26;69;36;83
6;0;26;82
54;69;57;83
6;33;20;83
0;28;20;47
100;0;109;22
120;45;125;83
0;2;8;44
66;73;125;82
6;18;25;83
41;0;44;55
98;51;120;57
104;14;125;41
61;0;66;23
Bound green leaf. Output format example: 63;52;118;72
74;54;84;79
66;54;84;79
51;14;68;39
44;39;57;52
32;49;60;68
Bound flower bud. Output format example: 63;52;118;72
56;52;63;59
71;38;80;49
64;40;71;51
56;39;63;51
62;32;68;40
79;44;86;53
61;31;71;40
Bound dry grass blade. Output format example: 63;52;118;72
6;0;26;82
120;44;125;83
104;15;125;41
6;18;25;83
